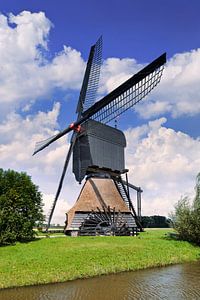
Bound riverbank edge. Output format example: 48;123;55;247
1;259;200;291
1;230;200;290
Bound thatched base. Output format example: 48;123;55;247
64;176;139;236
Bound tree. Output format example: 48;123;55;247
171;173;200;245
194;172;200;208
0;169;44;245
141;215;171;228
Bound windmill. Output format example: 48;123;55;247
33;37;166;235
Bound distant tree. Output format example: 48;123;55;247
141;215;171;228
0;169;44;245
170;173;200;245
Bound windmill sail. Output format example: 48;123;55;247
76;36;102;114
82;53;166;124
33;37;103;156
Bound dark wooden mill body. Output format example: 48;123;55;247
73;119;126;183
33;37;166;235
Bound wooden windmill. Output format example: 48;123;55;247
33;37;166;235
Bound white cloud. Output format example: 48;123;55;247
125;118;200;216
97;48;200;120
0;102;69;186
42;194;71;225
0;11;85;112
99;57;142;97
136;49;200;118
0;102;82;225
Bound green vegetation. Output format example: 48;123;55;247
34;228;65;238
141;215;171;228
0;169;44;245
171;173;200;245
0;229;200;289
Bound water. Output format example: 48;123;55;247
1;262;200;300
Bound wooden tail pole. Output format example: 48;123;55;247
137;190;142;222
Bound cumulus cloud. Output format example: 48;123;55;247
0;102;62;166
125;118;200;216
42;194;71;225
135;49;200;118
0;11;85;111
0;102;82;224
98;57;142;97
98;48;200;120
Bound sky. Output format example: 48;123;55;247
0;0;200;224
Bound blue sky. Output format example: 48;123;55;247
1;0;200;59
0;1;200;223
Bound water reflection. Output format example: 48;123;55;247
1;262;200;300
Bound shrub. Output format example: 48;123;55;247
171;173;200;245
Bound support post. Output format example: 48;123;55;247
137;189;142;222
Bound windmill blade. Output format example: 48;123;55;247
82;52;166;124
33;37;102;156
33;53;166;156
76;36;102;114
46;136;76;231
33;125;75;155
33;113;91;155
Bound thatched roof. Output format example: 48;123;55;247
66;177;130;229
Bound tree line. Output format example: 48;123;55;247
141;215;171;228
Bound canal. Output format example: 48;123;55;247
1;261;200;299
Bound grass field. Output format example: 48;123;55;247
0;229;200;289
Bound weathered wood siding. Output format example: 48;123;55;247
73;120;126;183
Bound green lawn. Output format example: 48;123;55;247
0;229;200;289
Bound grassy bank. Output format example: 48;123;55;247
0;229;200;289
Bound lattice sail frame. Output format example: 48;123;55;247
34;134;58;153
91;65;164;124
35;37;103;154
76;36;102;114
83;36;102;112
